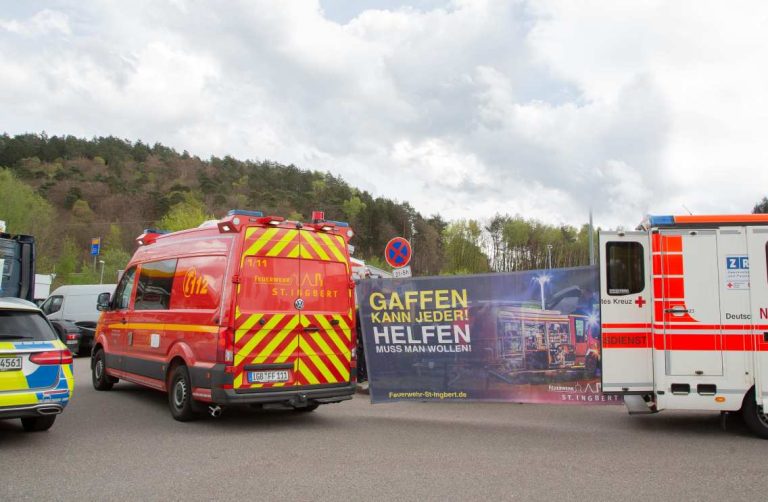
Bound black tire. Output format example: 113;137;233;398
293;403;319;413
21;415;56;432
92;349;115;391
168;365;199;422
741;388;768;439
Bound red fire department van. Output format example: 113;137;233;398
91;210;357;421
600;214;768;438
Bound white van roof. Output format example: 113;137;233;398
48;284;117;297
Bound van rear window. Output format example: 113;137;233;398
238;256;299;313
300;261;351;313
606;242;644;296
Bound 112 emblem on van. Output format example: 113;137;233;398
183;268;209;297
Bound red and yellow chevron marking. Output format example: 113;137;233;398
233;313;301;389
240;226;349;263
231;311;354;389
295;314;352;386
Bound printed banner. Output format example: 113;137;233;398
358;266;620;404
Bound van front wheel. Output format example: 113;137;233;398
741;388;768;439
168;365;199;422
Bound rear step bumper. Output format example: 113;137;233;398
211;383;356;407
623;394;656;414
0;403;64;420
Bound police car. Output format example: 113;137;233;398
0;297;74;431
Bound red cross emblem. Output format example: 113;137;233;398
635;296;646;308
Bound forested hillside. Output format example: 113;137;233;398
0;133;597;286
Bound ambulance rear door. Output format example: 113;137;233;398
599;231;653;393
659;229;723;376
295;228;354;388
747;226;768;410
234;225;303;391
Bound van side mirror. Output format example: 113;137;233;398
97;292;111;311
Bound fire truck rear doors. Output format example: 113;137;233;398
599;231;653;393
296;229;353;387
234;225;353;391
747;226;768;409
234;226;303;391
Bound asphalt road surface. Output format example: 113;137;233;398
2;358;767;501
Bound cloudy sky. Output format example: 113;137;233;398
2;0;767;228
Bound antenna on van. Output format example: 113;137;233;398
682;205;693;215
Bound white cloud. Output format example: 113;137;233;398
0;9;70;36
1;0;767;228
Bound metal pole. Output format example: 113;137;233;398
546;244;553;269
99;261;105;284
589;208;594;266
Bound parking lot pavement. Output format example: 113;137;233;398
1;357;767;501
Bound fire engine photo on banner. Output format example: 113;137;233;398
358;267;621;404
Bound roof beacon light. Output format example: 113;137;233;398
312;211;325;223
227;209;264;218
647;215;675;227
136;228;169;246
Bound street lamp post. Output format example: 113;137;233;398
546;244;553;269
99;260;105;284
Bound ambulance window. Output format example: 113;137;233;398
606;242;644;295
113;267;136;310
135;260;177;311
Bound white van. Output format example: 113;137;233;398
41;284;117;323
40;284;116;356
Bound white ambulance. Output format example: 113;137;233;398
600;214;768;438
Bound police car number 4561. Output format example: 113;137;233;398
0;356;22;371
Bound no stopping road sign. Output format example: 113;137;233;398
385;237;412;268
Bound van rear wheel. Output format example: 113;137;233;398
92;349;116;391
741;388;768;439
168;365;199;422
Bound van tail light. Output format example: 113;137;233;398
30;350;73;365
350;341;357;383
217;326;234;364
66;333;79;341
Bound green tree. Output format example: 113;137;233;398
753;197;768;214
0;168;54;237
441;220;490;275
157;194;211;231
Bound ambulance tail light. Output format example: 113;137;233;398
30;350;73;365
217;326;234;364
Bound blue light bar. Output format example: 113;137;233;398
647;215;675;226
142;228;171;235
325;220;349;227
227;209;264;218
